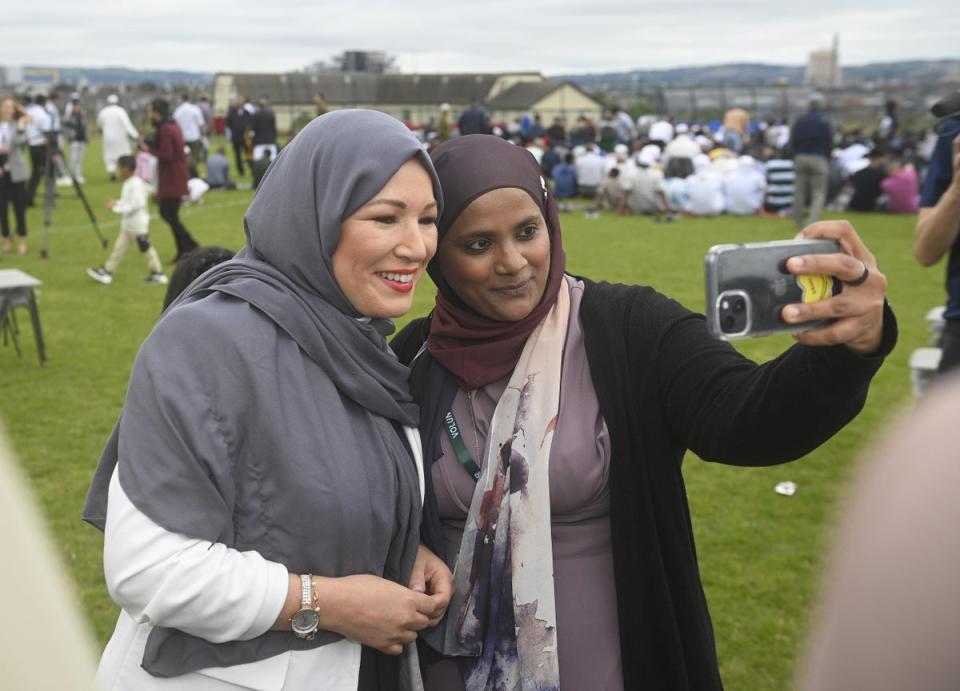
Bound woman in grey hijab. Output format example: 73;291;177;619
83;109;453;691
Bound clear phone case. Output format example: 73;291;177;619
704;239;841;340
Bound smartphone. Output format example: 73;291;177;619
704;239;841;340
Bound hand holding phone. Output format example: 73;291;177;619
705;221;886;354
782;222;887;355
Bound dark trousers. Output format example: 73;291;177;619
938;320;960;376
231;140;246;176
0;178;28;237
27;144;48;206
157;198;199;259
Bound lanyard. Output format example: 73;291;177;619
443;409;482;481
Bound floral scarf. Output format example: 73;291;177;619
438;279;570;691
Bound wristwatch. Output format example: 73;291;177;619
290;574;321;640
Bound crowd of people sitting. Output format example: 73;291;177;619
414;98;929;222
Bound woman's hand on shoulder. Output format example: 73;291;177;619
408;544;454;627
318;574;436;656
781;220;887;355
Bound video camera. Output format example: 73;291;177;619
932;91;960;121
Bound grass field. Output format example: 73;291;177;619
0;135;940;689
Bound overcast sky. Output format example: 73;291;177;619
5;0;957;75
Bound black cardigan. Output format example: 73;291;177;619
391;278;897;690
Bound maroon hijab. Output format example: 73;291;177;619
427;135;566;390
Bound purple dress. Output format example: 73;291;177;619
425;278;624;691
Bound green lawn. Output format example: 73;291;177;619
0;136;939;689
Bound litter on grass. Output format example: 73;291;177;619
774;481;797;497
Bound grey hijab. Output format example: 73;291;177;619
83;109;442;678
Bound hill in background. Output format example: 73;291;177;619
556;59;960;89
25;65;213;86
25;58;960;89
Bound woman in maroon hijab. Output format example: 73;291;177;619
391;134;895;691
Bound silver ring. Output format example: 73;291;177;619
845;261;869;287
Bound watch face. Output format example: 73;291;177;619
291;609;320;634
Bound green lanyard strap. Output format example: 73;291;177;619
443;410;482;481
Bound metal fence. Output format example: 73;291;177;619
606;80;960;127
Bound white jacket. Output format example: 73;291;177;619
96;426;425;690
112;177;150;236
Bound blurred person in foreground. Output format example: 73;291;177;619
799;371;960;690
391;134;895;690
0;96;31;254
0;426;98;691
914;92;960;374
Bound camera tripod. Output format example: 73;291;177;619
39;131;107;259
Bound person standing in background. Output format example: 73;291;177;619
610;105;636;145
914;92;960;374
791;93;833;229
25;94;52;207
457;97;489;136
251;96;278;161
173;94;207;169
225;94;251;177
0;96;31;254
46;92;71;185
196;93;213;136
876;99;898;144
96;94;138;180
547;116;566;146
64;95;88;184
146;98;199;262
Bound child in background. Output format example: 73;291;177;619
134;144;157;189
87;155;167;286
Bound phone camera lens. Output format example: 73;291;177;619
733;298;745;313
722;315;736;332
